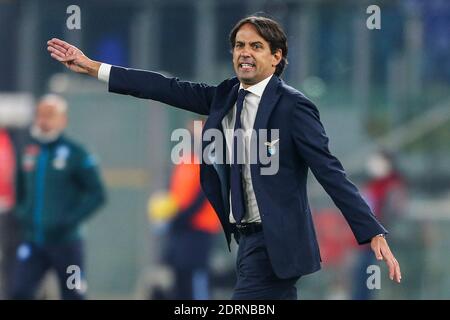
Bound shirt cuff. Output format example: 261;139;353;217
98;63;112;83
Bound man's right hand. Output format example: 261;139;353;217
47;38;101;78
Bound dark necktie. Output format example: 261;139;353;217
231;89;249;224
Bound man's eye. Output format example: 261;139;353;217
253;44;262;49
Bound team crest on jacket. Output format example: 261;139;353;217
22;144;40;171
53;145;70;170
265;139;279;156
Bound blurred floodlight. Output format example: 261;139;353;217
0;94;34;128
302;76;327;98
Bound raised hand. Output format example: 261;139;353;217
47;38;100;77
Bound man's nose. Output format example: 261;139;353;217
240;49;251;58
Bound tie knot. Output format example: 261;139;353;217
236;89;249;110
238;89;249;99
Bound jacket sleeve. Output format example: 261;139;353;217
108;66;216;115
64;148;107;227
291;98;387;244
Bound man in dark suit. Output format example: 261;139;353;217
47;15;401;299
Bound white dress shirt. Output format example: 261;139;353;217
97;63;272;223
223;75;272;224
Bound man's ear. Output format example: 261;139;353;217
272;49;282;67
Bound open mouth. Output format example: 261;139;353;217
239;63;255;71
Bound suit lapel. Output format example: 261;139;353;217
202;82;239;165
253;75;282;132
203;83;239;132
200;83;240;248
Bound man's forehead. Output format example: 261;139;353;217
38;103;57;111
236;24;265;41
37;102;66;115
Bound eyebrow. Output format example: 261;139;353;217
235;41;264;46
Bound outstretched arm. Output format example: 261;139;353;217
292;98;401;283
47;38;101;77
47;38;216;115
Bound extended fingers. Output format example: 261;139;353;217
48;38;72;50
381;246;401;283
52;43;68;54
47;46;66;59
50;52;77;63
393;257;402;283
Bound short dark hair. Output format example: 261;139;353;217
229;15;288;76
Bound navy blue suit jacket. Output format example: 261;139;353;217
109;66;387;279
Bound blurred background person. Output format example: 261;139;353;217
10;94;106;300
148;120;221;300
351;150;407;300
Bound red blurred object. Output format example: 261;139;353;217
0;129;15;212
169;153;221;234
313;208;358;267
363;173;406;222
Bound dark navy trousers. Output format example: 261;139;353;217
232;230;299;300
10;240;85;300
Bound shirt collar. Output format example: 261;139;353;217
239;74;273;98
